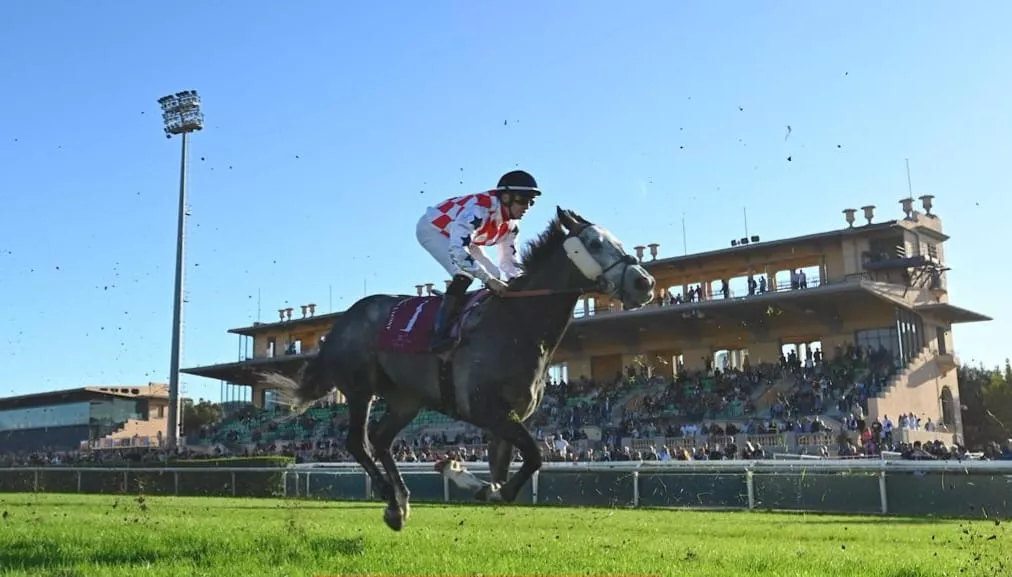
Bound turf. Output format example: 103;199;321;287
0;493;1006;577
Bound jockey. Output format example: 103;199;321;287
416;169;541;352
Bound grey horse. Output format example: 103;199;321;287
258;207;655;531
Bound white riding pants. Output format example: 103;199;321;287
415;214;502;280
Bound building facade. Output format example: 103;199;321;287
0;384;170;452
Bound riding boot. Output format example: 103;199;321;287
430;293;462;353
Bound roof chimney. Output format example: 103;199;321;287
634;245;645;262
415;284;424;296
860;205;876;225
647;243;660;260
285;307;294;321
278;308;286;322
899;197;914;220
918;194;935;216
425;283;434;296
843;208;857;228
308;303;316;316
300;305;308;318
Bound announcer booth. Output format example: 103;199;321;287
0;385;167;453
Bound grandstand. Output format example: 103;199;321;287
0;383;170;452
181;195;989;456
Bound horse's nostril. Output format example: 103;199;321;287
634;276;653;291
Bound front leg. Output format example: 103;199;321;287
480;411;542;503
486;433;514;486
474;433;512;502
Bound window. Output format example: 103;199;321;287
855;327;899;365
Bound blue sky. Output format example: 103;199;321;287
1;1;1008;401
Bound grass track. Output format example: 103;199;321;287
0;493;1007;577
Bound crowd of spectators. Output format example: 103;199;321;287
0;340;985;467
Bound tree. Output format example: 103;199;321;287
959;362;1012;449
181;398;223;437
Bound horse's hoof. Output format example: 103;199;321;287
383;506;404;531
474;483;503;503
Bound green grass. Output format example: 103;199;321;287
0;493;1007;577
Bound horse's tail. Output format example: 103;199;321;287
256;354;330;416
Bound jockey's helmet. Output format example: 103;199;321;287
496;170;541;198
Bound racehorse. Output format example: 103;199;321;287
258;207;655;531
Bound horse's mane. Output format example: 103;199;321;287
519;216;566;274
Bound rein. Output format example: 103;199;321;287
430;287;587;298
431;227;639;301
502;287;587;298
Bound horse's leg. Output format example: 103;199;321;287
368;395;420;531
480;417;542;504
476;434;513;500
344;394;395;505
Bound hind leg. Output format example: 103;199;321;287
368;394;421;531
344;394;396;506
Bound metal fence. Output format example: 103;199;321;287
2;459;1010;519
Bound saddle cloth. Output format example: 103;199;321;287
376;290;488;354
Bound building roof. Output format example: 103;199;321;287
637;220;901;272
228;311;343;337
560;279;879;345
560;278;989;348
0;385;165;411
180;354;309;387
913;302;992;324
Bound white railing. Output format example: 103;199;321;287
4;459;1010;516
288;458;1010;474
286;458;1012;514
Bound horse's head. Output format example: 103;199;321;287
556;206;656;310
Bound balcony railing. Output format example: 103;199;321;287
572;275;824;319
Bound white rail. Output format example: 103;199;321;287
286;458;1012;514
289;458;1011;474
3;459;1009;516
0;458;1005;476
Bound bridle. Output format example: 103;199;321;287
503;227;639;301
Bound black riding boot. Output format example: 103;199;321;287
430;274;473;353
430;293;462;353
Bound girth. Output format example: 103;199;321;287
437;358;458;419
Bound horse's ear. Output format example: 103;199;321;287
557;206;580;232
570;210;592;226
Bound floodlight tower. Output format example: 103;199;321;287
157;90;204;449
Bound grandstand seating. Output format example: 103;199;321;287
186;342;907;457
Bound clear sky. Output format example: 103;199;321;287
1;1;1008;402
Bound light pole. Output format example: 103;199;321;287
158;90;204;449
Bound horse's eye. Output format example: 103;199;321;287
588;239;603;251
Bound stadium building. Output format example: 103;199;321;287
182;195;989;450
0;384;170;452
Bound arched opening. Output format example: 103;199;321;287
940;386;955;428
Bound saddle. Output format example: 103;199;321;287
375;290;490;417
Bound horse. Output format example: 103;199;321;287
258;206;655;531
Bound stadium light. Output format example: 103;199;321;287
158;90;204;449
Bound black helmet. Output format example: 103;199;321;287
496;170;541;197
